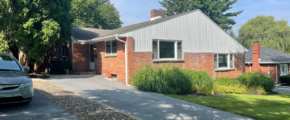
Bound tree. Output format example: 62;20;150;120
71;0;102;28
238;15;290;52
0;35;9;53
228;30;237;40
159;0;242;31
0;0;73;65
99;2;122;29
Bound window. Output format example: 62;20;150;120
105;40;117;55
152;40;182;60
0;55;21;71
280;64;288;76
214;54;234;70
61;44;68;57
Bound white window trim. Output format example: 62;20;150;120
215;53;234;70
280;64;288;76
152;39;183;60
105;40;117;55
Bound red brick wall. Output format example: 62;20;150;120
214;53;245;78
94;41;126;83
126;37;245;83
246;64;280;84
72;43;89;72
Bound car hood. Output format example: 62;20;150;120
0;71;29;84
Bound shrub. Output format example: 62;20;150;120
236;72;275;91
213;77;247;94
280;75;290;85
183;70;214;95
247;86;266;95
131;64;191;95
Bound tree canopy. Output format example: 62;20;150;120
238;15;290;52
159;0;242;31
0;0;74;59
71;0;122;29
99;2;122;29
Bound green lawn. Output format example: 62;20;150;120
167;93;290;120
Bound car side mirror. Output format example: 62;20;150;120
23;66;30;70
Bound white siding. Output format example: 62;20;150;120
119;10;246;53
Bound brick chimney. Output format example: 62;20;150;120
151;9;166;19
252;41;261;72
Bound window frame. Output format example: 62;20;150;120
280;64;288;76
105;40;117;55
214;53;234;70
152;39;183;60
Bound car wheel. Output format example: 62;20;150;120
22;101;31;105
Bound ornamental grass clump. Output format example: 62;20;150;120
213;77;247;94
237;72;275;92
183;70;214;95
131;64;191;95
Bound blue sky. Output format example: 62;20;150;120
111;0;290;35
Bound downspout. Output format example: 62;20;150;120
276;65;278;84
115;36;130;86
248;63;251;72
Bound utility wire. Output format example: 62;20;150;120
234;31;290;40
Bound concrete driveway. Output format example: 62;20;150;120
45;75;252;120
0;91;79;120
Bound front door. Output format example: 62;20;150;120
280;64;288;76
90;44;95;70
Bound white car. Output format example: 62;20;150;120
0;53;34;104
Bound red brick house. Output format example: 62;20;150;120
245;41;290;84
71;9;247;85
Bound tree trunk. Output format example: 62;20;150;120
19;51;24;66
34;59;39;72
25;56;30;67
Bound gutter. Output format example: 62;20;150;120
115;36;130;86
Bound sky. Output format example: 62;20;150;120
110;0;290;35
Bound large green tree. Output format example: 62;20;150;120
0;0;73;63
99;2;122;29
71;0;122;29
238;15;290;52
71;0;102;28
159;0;242;31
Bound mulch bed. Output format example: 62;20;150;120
28;73;50;79
33;79;137;120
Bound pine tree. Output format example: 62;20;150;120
159;0;243;31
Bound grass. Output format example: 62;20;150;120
167;93;290;120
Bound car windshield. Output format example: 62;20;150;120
0;55;21;71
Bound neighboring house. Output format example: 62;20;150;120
71;9;247;84
245;41;290;84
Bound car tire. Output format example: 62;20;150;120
22;101;31;105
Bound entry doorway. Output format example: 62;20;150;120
90;44;95;70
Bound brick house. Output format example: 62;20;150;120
71;9;247;85
245;41;290;84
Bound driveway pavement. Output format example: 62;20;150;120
274;86;290;94
0;91;79;120
44;75;252;120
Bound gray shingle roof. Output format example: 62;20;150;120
72;9;200;40
245;47;290;63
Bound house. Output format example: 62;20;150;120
71;9;247;84
245;41;290;84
